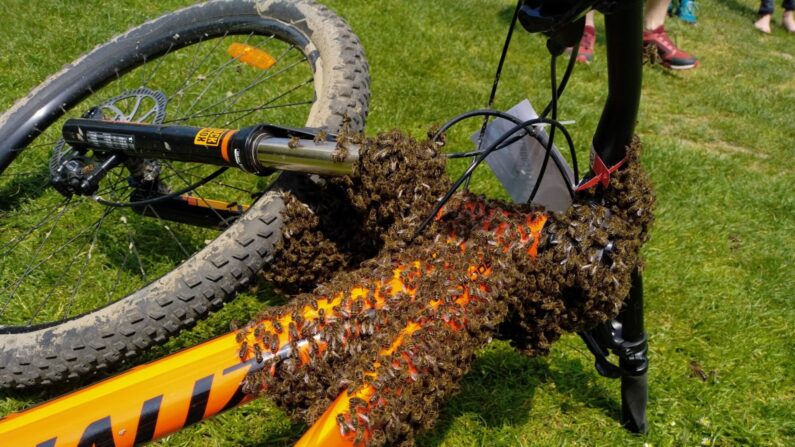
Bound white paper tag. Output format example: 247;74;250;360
471;99;574;212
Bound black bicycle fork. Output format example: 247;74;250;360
61;119;360;179
523;0;649;435
579;270;648;434
55;118;361;228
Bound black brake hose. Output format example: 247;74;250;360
415;116;577;238
93;167;228;208
528;53;559;204
540;42;578;119
473;1;523;153
437;110;578;197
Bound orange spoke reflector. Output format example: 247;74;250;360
228;43;276;70
179;194;250;213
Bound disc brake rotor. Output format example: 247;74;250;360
50;88;169;185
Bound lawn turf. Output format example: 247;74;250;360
0;1;792;446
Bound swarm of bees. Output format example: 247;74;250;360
261;130;449;294
243;132;655;446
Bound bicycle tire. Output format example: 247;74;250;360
0;0;370;389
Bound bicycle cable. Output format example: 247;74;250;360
434;109;578;190
415;22;582;239
528;52;560;204
93;167;228;208
416;115;577;238
467;0;522;191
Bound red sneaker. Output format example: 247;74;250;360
642;25;698;70
576;25;596;64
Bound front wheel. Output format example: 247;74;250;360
0;0;370;389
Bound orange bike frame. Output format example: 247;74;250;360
0;200;548;447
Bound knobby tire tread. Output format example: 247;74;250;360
0;0;370;389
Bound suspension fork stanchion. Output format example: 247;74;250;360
61;119;360;177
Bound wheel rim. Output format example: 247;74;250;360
0;26;315;327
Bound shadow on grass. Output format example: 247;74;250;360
418;345;620;446
720;0;756;17
498;4;517;25
0;171;50;213
251;420;307;447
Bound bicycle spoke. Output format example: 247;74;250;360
171;33;261;112
207;56;307;126
143;204;191;259
183;43;300;121
63;207;114;319
167;33;272;114
105;232;131;305
155;163;207;184
0;198;73;313
221;79;313;128
168;99;313;125
129;234;148;283
171;32;228;114
26;232;92;325
0;197;71;258
212;179;258;195
140;41;174;88
162;160;230;226
8;139;63;154
2;207;112;294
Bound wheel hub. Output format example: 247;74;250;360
49;88;168;197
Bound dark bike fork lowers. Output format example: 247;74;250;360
585;1;648;434
526;0;649;434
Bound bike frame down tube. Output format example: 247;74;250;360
0;332;263;446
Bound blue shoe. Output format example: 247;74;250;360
676;0;697;24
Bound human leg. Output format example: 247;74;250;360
565;10;597;64
578;10;597;63
784;0;795;32
643;0;699;69
676;0;698;24
759;0;775;15
756;0;774;33
644;0;670;30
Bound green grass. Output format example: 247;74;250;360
0;0;793;446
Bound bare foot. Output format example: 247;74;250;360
784;11;795;33
755;14;772;33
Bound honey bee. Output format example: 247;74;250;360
238;341;248;360
336;414;350;436
288;135;301;149
313;129;328;144
254;343;264;363
269;335;280;354
288;322;300;342
253;324;264;340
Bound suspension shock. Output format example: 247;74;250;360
61;119;360;177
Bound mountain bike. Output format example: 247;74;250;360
0;0;652;446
